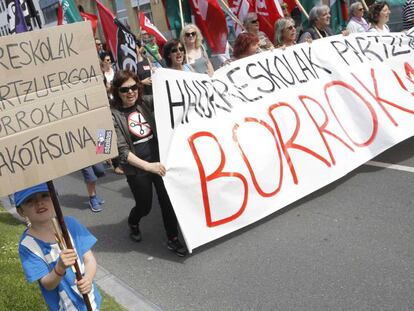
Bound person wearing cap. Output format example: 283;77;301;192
15;183;101;311
243;12;274;51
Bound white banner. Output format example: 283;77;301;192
153;32;414;253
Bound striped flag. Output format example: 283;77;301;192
139;12;167;46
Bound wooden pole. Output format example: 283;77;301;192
178;0;185;31
294;0;323;39
360;0;369;13
47;181;93;311
217;0;247;33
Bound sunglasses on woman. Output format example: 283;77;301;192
185;31;196;37
171;47;185;53
119;84;139;93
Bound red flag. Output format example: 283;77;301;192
228;0;254;35
283;0;296;13
96;0;118;59
96;0;138;72
139;12;167;46
255;0;283;40
188;0;228;54
80;11;98;35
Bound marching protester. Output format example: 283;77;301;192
99;52;124;175
15;183;101;310
80;164;106;212
299;5;334;42
281;2;291;17
100;51;115;96
368;1;391;32
143;33;163;67
95;38;105;58
180;24;214;76
232;32;260;60
274;17;298;48
163;39;193;72
110;70;187;257
243;12;274;51
402;0;414;31
347;2;370;33
135;40;153;96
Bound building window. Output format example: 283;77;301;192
115;0;128;25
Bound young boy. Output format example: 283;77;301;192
15;183;101;310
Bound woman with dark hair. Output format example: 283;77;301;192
135;40;153;96
99;51;115;93
163;39;192;71
368;1;391;32
232;32;260;60
346;2;369;33
110;70;187;257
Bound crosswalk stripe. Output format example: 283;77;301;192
365;160;414;173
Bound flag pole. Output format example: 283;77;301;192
178;0;185;30
177;0;189;64
217;0;247;33
47;181;93;311
294;0;323;39
360;0;369;12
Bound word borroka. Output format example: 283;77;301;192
153;33;414;253
0;22;117;195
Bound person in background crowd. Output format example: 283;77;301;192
180;24;214;76
143;33;163;67
99;52;123;175
100;52;115;95
163;39;193;71
368;1;391;32
402;0;414;30
80;164;106;212
95;39;105;58
281;2;290;17
347;2;369;33
299;5;334;42
243;12;274;51
274;17;298;48
232;32;260;60
110;70;187;257
15;183;101;311
135;40;153;96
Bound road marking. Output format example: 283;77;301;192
365;161;414;173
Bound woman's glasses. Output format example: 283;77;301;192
119;84;139;93
171;47;185;53
284;25;295;31
185;31;196;37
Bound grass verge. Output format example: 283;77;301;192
0;204;125;311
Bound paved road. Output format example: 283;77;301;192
50;137;414;310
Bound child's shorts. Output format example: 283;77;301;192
81;163;106;183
